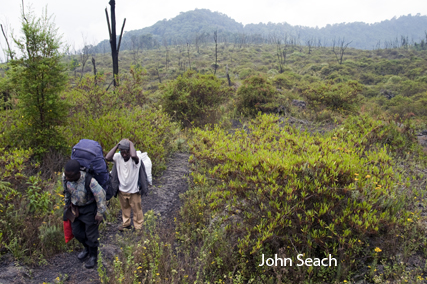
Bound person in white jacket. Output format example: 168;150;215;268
105;139;147;231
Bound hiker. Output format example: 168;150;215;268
63;159;107;269
105;139;148;231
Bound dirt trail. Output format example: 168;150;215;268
0;152;190;284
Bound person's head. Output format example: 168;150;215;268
118;139;131;162
64;160;81;182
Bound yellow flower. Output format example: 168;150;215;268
374;247;382;253
407;218;413;222
365;175;371;178
354;173;359;176
354;178;358;181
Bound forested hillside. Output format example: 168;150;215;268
93;9;427;53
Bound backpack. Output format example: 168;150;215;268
71;139;115;200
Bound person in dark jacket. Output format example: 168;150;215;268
63;159;107;269
105;139;148;231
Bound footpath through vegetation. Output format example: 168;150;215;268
0;152;190;283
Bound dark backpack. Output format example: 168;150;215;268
71;139;115;200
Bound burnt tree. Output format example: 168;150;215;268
332;37;352;64
105;0;126;87
213;30;218;75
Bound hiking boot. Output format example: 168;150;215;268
77;247;89;260
118;225;132;232
85;256;97;269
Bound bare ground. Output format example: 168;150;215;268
0;152;190;284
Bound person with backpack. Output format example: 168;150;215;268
105;138;148;232
63;159;107;269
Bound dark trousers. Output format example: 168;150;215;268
71;202;99;253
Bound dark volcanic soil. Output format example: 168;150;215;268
0;152;190;284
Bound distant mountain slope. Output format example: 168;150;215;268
134;9;244;39
94;9;427;52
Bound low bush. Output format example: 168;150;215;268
186;113;424;282
160;70;232;128
302;80;364;114
0;148;66;263
62;106;180;176
235;75;277;117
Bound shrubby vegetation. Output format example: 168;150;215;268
1;6;427;283
161;70;232;127
235;75;277;117
183;114;425;282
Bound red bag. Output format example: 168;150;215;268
63;220;74;243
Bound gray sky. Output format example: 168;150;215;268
1;0;427;61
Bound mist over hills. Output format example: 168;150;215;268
93;9;427;52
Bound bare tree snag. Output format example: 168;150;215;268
1;24;14;60
332;37;352;64
226;64;232;87
105;0;126;87
79;45;90;81
186;42;191;70
276;40;286;73
213;30;218;75
92;56;97;86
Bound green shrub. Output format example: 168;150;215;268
62;106;180;175
302;80;364;114
160;70;231;127
0;148;66;262
272;74;293;90
235;75;277;117
238;68;255;80
338;115;419;157
6;8;69;157
188;114;422;282
65;69;147;120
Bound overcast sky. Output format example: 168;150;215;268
1;0;427;61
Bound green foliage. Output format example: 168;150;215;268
6;8;68;157
302;80;364;114
187;114;423;282
161;70;231;127
337;114;419;157
62;106;180;176
272;74;294;90
238;68;255;80
0;147;66;262
235;75;277;117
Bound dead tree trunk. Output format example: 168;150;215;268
213;30;218;75
105;0;126;87
92;56;97;86
276;40;286;73
332;38;352;64
1;24;13;110
186;42;191;70
226;64;232;87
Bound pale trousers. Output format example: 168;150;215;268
118;191;144;230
